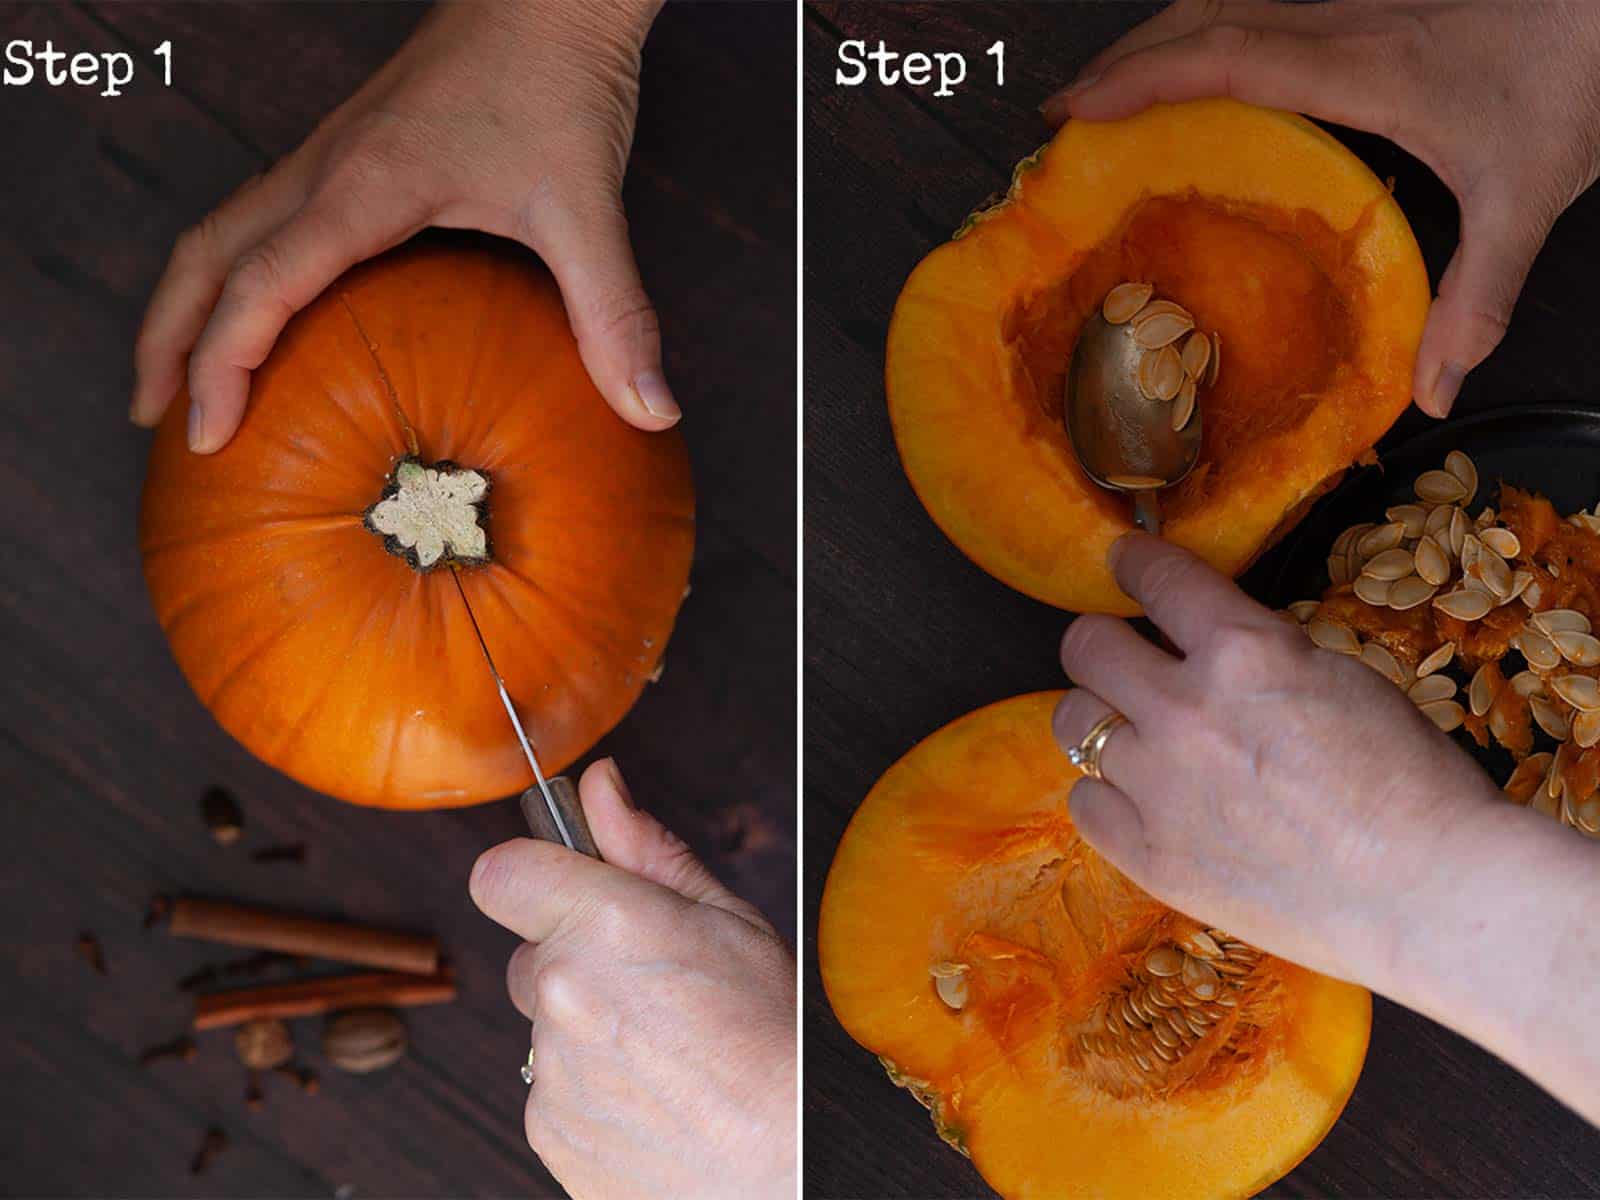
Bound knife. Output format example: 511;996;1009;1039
450;569;601;860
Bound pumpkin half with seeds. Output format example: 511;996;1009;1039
886;98;1430;613
818;693;1370;1198
140;240;694;809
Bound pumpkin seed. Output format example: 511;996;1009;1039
1504;754;1553;803
1487;704;1518;750
1151;344;1185;400
1134;311;1195;350
1531;693;1572;740
1420;699;1466;732
1434;589;1492;621
1533;609;1592;636
1287;600;1320;624
935;972;969;1010
1144;946;1184;977
1306;617;1361;655
929;961;969;979
1182;931;1222;959
1424;504;1454;540
1331;524;1364;557
1360;642;1407;687
1106;474;1168;488
1575;513;1600;536
1510;669;1545;697
1179;331;1211;380
1505;570;1534;605
1132;1051;1154;1072
1416;469;1468;505
1417;642;1455;678
1480;527;1521;559
1362;547;1415;581
1171;376;1197;431
1532;787;1562;819
1102;282;1154;324
1208;333;1221;386
1553;675;1600;712
1409;674;1457;705
1413;536;1450;586
1444;450;1478;501
1353;575;1393;606
1459;534;1482;574
1477;546;1513;599
1385;504;1428;539
1574;710;1600;749
1150;1019;1182;1049
1554;630;1600;667
1388;576;1438;610
1515;627;1562;672
1136;347;1163;401
1449;507;1470;558
1130;299;1190;325
1328;554;1351;586
1357;522;1406;559
1476;507;1497;530
1468;664;1500;717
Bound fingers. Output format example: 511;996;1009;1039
580;759;773;931
1054;22;1402;139
1109;532;1274;653
1057;613;1178;726
522;197;680;430
506;940;538;1021
185;186;431;452
1051;687;1146;791
1065;777;1151;881
131;167;309;428
470;834;666;946
1413;194;1549;417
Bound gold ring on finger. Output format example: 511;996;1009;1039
1068;710;1128;782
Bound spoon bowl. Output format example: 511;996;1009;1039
1064;310;1203;534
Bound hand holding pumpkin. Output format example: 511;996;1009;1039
470;759;796;1199
131;0;679;453
1043;0;1600;418
1055;533;1600;1125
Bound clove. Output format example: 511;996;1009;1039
189;1126;228;1175
202;786;243;845
250;841;307;864
138;1035;197;1067
244;1072;264;1111
76;932;106;974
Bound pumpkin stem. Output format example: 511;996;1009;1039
364;457;491;571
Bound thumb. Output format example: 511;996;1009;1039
522;197;680;430
579;758;773;932
1415;194;1549;417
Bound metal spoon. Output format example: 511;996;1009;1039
1063;310;1203;535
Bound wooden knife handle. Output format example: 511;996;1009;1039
519;775;602;859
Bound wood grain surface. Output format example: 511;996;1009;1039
0;2;794;1195
803;3;1600;1197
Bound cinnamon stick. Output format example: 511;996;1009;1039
168;899;437;975
193;969;456;1031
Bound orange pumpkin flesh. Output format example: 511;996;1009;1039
818;693;1370;1199
140;242;694;809
886;99;1430;614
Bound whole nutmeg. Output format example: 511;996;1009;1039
234;1018;293;1071
322;1008;407;1074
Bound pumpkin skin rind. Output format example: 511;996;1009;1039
886;99;1430;614
139;242;694;810
818;692;1371;1199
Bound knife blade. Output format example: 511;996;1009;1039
449;569;598;857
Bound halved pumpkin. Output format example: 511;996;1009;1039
818;692;1370;1199
886;99;1430;613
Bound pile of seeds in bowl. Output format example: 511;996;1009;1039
1283;449;1600;836
1101;282;1218;432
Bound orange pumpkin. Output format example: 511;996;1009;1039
140;241;694;809
886;99;1430;614
819;693;1370;1199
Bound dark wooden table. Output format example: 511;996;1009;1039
0;2;794;1195
804;3;1600;1197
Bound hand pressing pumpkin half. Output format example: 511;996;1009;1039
139;241;694;809
818;693;1369;1199
886;99;1430;614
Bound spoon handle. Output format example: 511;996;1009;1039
1132;491;1162;536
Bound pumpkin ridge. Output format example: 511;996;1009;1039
139;514;361;562
338;291;421;458
484;561;640;667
